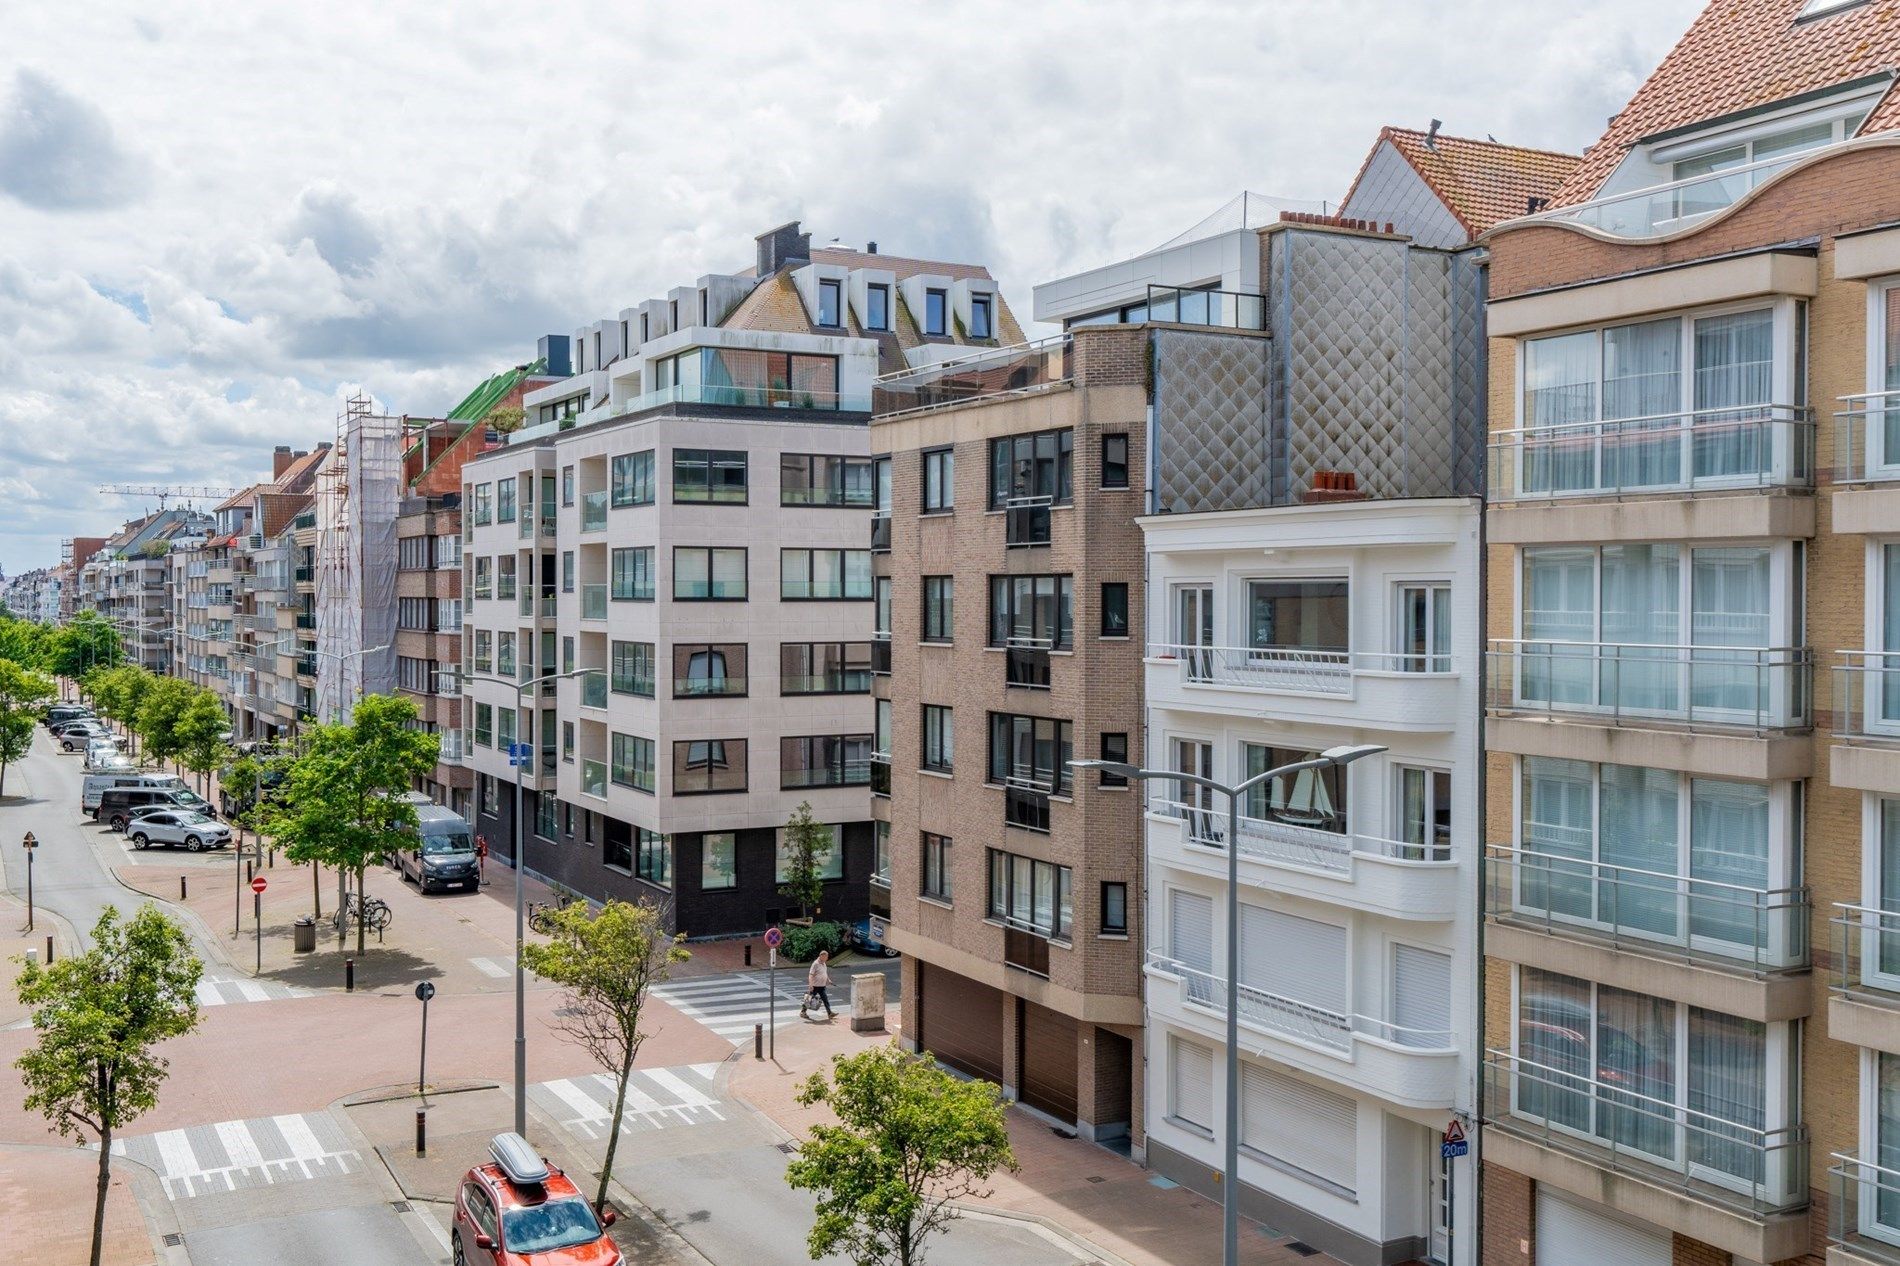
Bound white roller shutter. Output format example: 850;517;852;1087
1390;944;1453;1048
1239;1061;1357;1193
1170;1038;1213;1130
1535;1187;1669;1266
1239;904;1347;1014
1169;890;1214;973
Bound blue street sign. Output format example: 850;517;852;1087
1440;1140;1468;1159
507;742;532;767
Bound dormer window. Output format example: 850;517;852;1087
866;284;890;331
925;288;948;337
818;278;843;328
970;293;994;340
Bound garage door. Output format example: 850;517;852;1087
1018;1001;1079;1124
1535;1187;1669;1266
918;963;1005;1084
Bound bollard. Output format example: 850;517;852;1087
246;860;254;883
744;943;752;967
755;1022;763;1060
44;935;52;965
345;958;355;992
415;1108;426;1158
180;875;188;900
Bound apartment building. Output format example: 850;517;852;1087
76;510;213;675
1476;4;1900;1264
461;223;1017;936
2;568;61;624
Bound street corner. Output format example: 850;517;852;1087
0;1142;172;1266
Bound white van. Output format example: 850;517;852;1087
82;771;187;814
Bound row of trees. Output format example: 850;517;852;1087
83;663;229;794
0;610;126;799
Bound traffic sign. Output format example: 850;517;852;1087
251;875;268;894
415;981;436;1002
763;926;783;949
507;742;533;767
1441;1118;1469;1159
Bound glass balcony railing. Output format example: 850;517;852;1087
1830;1154;1900;1265
581;585;607;620
870;513;891;552
1005;643;1050;690
580;490;609;532
873;335;1072;417
540;513;556;538
673;675;746;698
612;380;870;417
1005;496;1053;547
581;759;607;799
1487;846;1809;971
1487;405;1814;501
580;671;608;709
1836;390;1900;485
1143;285;1266;331
1533;147;1823;241
518;513;532;539
518;593;532;617
1486;640;1811;731
1832;903;1900;1004
1834;651;1900;741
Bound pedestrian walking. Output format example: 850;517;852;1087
801;950;835;1021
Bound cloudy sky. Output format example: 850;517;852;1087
0;0;1701;574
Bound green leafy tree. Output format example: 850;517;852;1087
778;800;828;921
15;905;203;1266
174;691;230;795
264;693;437;953
0;614;54;673
0;658;55;798
520;899;688;1210
87;665;153;757
135;676;197;772
786;1047;1018;1266
49;614;121;682
482;402;527;434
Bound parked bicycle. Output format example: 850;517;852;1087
335;892;393;934
527;899;560;936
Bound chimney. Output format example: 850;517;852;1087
538;333;572;379
866;241;878;254
1425;118;1442;151
272;445;294;478
755;221;811;277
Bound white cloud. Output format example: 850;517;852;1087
0;69;147;211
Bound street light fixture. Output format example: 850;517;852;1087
465;665;597;1139
1069;741;1386;1266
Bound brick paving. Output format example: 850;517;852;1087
0;1144;160;1266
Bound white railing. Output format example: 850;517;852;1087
1145;950;1455;1053
1149;796;1450;873
1488;404;1813;501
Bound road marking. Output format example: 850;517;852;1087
470;956;512;978
109;1110;359;1201
530;1064;727;1139
193;975;312;1008
651;974;809;1045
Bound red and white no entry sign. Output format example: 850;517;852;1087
251;876;268;894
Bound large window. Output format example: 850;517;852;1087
922;833;952;901
780;642;872;694
922;448;954;512
472;556;493;599
781;454;873;507
470;484;493;525
781;549;871;600
1241;743;1346;833
865;284;890;332
922;705;954;773
673;643;746;697
497;479;516;523
611;547;654;601
672;739;746;794
922;577;954;642
781;735;873;788
635;828;670;887
1250;579;1349;654
817;277;842;328
674;547;747;600
989;429;1073;508
776;823;844;882
1397;583;1453;672
1101;433;1129;489
701;833;737;891
611;733;655;792
988;713;1073;795
611;451;654;506
473;702;493;747
672;449;748;504
654;347;841;409
988;574;1073;649
986;849;1073;939
610;641;655;696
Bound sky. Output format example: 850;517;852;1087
0;0;1703;575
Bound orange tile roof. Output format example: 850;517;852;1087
1554;0;1900;206
1344;127;1581;238
215;484;262;512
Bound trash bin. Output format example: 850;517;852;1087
293;916;316;953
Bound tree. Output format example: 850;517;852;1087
48;614;120;682
264;693;437;953
0;613;54;673
87;665;153;756
135;677;197;772
520;899;687;1210
786;1047;1018;1266
174;691;230;795
482;402;526;434
0;658;55;798
15;905;203;1266
778;800;828;921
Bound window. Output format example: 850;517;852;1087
393;653;434;689
1242;742;1346;832
472;629;494;674
781;734;873;788
672;449;747;504
1101;433;1130;489
922;448;954;512
561;721;574;763
988;574;1074;649
673;643;746;697
988;713;1073;795
672;547;746;600
496;556;516;601
672;739;747;794
611;733;655;791
865;283;890;331
562;467;574;507
780;642;872;694
1398;583;1452;672
535;792;558;840
1101;882;1128;935
436;534;461;568
1099;733;1128;786
495;704;516;751
562;636;575;674
970;292;993;339
635;828;670;887
1798;0;1866;17
471;484;493;526
399;536;431;571
872;822;891;886
875;698;892;759
480;774;497;814
604;827;632;872
474;702;493;747
924;288;948;336
610;640;655;696
922;705;954;773
497;479;516;523
817;278;842;328
985;848;1073;938
922;577;954;642
473;556;493;600
776;823;844;882
609;547;655;601
874;576;893;640
989;428;1073;510
438;598;463;631
656;346;841;408
611;452;655;506
922;833;952;901
1100;582;1129;637
562;551;574;594
701;833;737;891
781;454;874;507
781;548;871;600
1250;579;1349;654
1395;765;1453;861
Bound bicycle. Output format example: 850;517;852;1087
335;892;393;935
527;900;560;936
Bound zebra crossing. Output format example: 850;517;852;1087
651;972;810;1045
469;955;513;979
530;1063;727;1140
109;1110;360;1200
194;974;314;1007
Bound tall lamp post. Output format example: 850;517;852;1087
465;665;594;1139
1071;742;1386;1266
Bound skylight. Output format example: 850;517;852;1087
1797;0;1866;21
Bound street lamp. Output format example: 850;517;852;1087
465;665;595;1139
1070;742;1386;1266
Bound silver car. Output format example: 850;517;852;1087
128;810;232;853
58;724;113;751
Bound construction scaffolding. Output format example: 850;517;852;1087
313;393;402;723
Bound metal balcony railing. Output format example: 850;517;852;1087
870;513;891;552
1830;1154;1900;1264
1149;796;1451;873
1486;640;1811;731
1528;145;1829;240
1147;950;1456;1054
1835;651;1900;741
1832;904;1900;1004
1837;390;1900;485
581;585;607;620
1150;642;1354;696
1005;495;1053;548
1482;1052;1807;1215
1005;642;1051;689
1003;779;1053;832
873;335;1071;417
1486;847;1809;971
1487;405;1813;501
673;675;746;698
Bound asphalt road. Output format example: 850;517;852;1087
179;1206;433;1266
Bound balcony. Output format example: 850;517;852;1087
1487;406;1813;503
580;490;609;533
1486;846;1808;973
873;335;1071;417
1003;922;1051;977
673;675;746;698
1481;1053;1807;1217
1530;147;1825;241
518;593;533;618
1487;641;1811;733
1005;496;1052;548
1004;642;1050;690
1148;643;1460;732
518;513;532;540
1003;780;1052;833
294;566;314;584
1829;905;1900;1056
1838;391;1900;485
295;613;316;630
1830;1154;1900;1265
783;761;871;790
1146;951;1458;1110
581;759;607;799
581;585;607;621
1142;284;1266;331
539;592;557;618
871;636;891;675
540;512;556;538
870;759;890;797
580;671;608;709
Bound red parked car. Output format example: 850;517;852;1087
452;1134;619;1265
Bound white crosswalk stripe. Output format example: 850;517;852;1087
469;955;512;978
651;973;811;1045
530;1063;726;1140
108;1110;360;1200
193;975;314;1007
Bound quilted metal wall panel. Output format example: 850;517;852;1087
1153;329;1272;514
1448;247;1488;495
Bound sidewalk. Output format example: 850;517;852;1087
727;990;1339;1266
0;1144;162;1266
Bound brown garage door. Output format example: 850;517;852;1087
918;964;1004;1084
1018;1000;1079;1124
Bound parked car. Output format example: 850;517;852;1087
50;714;101;734
97;786;215;832
58;724;113;751
44;705;92;729
453;1134;618;1266
83;771;187;815
127;811;231;853
85;736;125;762
850;915;898;958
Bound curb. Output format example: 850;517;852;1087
0;1139;189;1266
340;1079;500;1109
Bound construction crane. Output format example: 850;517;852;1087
97;484;244;511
